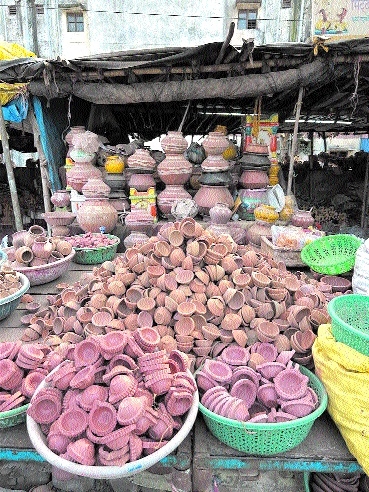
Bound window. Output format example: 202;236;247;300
8;5;17;15
237;9;257;29
36;4;45;14
67;12;84;32
281;0;292;7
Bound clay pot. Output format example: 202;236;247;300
31;236;54;259
161;131;188;154
128;173;155;191
127;149;156;170
157;185;192;218
82;177;111;198
67;160;102;193
51;190;71;208
157;154;192;185
202;132;229;156
11;230;28;249
194;185;234;216
15;245;34;264
77;197;118;233
291;209;315;228
24;225;46;247
209;203;233;225
239;170;269;189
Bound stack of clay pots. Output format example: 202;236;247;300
124;149;158;249
43;189;76;237
157;131;192;219
194;131;234;216
237;143;271;221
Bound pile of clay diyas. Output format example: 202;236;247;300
197;347;319;422
0;341;61;412
27;333;197;466
20;217;331;370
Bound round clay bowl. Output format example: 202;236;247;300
221;345;250;365
230;379;257;408
256;383;278;408
274;368;309;400
89;401;117;436
202;359;232;384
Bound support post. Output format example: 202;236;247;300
360;153;369;230
287;86;304;196
28;105;52;231
0;104;23;231
309;131;314;200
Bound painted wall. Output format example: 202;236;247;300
0;0;313;59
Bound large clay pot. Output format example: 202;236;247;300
128;173;156;191
157;154;193;186
157;185;192;218
82;178;111;199
77;198;118;233
161;131;188;155
201;154;229;173
127;149;156;171
67;161;102;193
194;185;234;216
239;169;269;189
50;190;71;209
202;132;229;156
11;230;28;249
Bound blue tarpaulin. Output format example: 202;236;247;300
360;138;369;152
32;96;63;192
1;96;28;122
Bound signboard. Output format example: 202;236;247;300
312;0;369;38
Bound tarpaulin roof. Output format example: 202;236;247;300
1;37;369;138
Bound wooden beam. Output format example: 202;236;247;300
287;86;304;196
72;53;369;81
215;23;235;65
0;104;23;231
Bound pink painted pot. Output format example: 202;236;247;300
194;185;234;216
77;198;118;233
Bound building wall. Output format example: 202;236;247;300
0;0;313;59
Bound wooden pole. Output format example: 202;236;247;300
28;105;52;233
287;86;304;196
360;153;369;230
0;104;23;231
309;131;314;200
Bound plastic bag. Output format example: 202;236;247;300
271;225;325;250
313;324;369;475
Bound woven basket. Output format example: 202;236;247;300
300;234;362;275
328;294;369;357
198;366;327;456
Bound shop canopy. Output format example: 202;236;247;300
0;35;369;138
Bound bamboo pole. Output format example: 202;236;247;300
0;104;23;231
287;86;304;196
28;105;52;233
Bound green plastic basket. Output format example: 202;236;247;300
72;234;120;264
0;403;29;428
300;234;362;275
328;294;369;357
198;366;327;456
0;272;30;321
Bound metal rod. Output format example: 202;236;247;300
0;103;23;231
287;86;304;196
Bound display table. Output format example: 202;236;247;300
0;257;362;492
